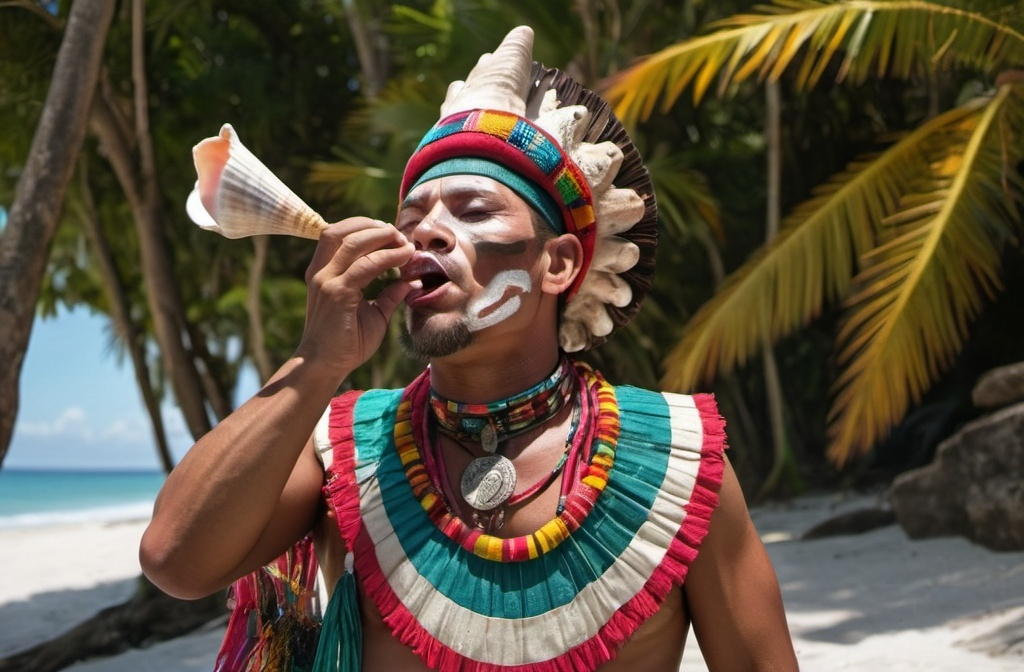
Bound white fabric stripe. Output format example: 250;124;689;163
358;392;706;666
313;405;334;469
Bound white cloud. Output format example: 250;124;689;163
10;397;200;470
8;406;165;470
100;418;148;443
17;406;94;440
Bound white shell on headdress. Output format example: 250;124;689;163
186;124;327;240
436;26;650;352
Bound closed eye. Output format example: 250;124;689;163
458;209;493;223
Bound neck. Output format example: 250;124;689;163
428;341;562;404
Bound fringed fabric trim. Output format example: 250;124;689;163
323;384;725;671
324;390;364;567
213;535;323;672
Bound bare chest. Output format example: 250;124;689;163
355;582;689;672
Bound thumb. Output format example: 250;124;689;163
371;279;415;322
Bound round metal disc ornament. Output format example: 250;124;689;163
461;455;516;511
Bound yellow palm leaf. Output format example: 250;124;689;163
660;97;988;393
602;0;1024;124
827;84;1024;464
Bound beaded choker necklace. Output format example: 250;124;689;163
394;359;620;557
429;357;574;454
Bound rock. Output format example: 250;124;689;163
972;361;1024;409
890;401;1024;551
800;507;896;540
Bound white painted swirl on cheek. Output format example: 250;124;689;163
465;270;532;332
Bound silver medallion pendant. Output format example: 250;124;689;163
461;454;516;511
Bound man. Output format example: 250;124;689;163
141;26;799;671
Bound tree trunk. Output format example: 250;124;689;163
185;322;235;422
74;162;176;474
0;0;117;467
756;79;792;501
88;0;213;441
249;235;275;382
692;226;764;471
0;576;225;672
342;0;386;98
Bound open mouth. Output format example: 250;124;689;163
417;271;449;292
401;254;454;302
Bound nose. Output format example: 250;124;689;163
407;208;455;253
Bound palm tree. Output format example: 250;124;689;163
602;0;1024;466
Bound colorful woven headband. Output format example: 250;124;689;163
400;109;597;300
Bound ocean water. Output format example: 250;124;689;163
0;468;166;529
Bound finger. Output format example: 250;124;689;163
306;219;395;283
316;226;407;280
321;241;414;292
372;278;417;321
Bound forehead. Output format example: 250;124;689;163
401;174;521;209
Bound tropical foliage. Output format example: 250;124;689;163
602;0;1024;464
8;0;1023;480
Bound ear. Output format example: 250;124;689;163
540;234;584;295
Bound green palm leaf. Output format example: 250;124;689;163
826;83;1024;464
602;0;1024;124
660;98;988;392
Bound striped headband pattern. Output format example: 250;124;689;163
400;109;597;299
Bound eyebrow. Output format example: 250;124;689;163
401;181;505;211
440;182;503;202
400;190;430;212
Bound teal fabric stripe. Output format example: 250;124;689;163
409;157;564;234
350;389;404;479
353;385;675;618
415;114;469;150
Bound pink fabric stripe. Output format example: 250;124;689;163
324;391;364;568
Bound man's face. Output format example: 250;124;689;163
396;174;551;358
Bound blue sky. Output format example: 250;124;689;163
7;308;257;471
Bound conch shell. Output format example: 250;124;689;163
186;124;327;239
439;25;533;118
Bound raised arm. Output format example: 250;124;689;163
685;459;800;671
140;217;414;599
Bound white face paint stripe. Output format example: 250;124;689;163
465;269;532;332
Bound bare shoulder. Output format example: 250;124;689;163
684;459;800;671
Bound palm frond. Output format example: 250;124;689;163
661;97;989;393
644;147;725;243
602;0;1024;124
306;148;404;221
826;83;1024;464
340;76;439;145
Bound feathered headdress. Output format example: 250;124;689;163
401;26;657;351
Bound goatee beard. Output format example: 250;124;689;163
400;320;474;360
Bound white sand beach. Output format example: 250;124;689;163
1;492;1022;671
